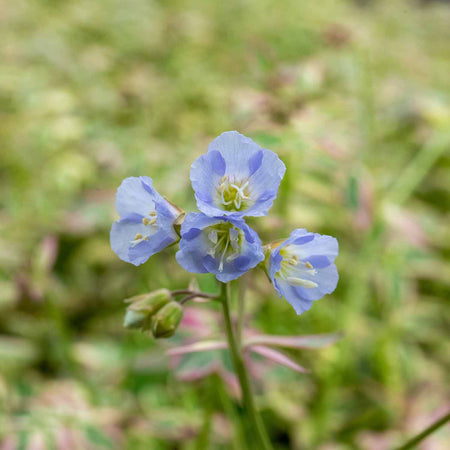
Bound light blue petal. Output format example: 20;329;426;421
287;229;339;261
269;251;283;280
244;148;286;217
176;213;221;274
110;218;148;265
248;150;263;176
209;150;226;175
207;131;260;179
286;264;339;302
129;232;177;266
175;234;211;274
115;176;157;218
305;255;331;269
190;154;224;215
233;255;251;271
226;216;255;243
275;278;314;315
180;212;221;234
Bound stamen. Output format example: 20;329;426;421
287;256;298;266
149;211;156;216
230;182;250;199
221;191;233;205
226;252;239;262
130;233;148;247
208;230;218;244
305;261;313;269
218;238;230;272
142;217;150;225
286;277;318;289
229;228;239;251
148;218;157;225
206;223;243;271
207;234;226;256
218;178;251;211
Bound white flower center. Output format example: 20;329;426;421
206;223;242;272
278;246;318;289
217;176;251;211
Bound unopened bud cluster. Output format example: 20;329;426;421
124;289;183;339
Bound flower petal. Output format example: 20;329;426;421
115;176;157;217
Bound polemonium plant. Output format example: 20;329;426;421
110;131;339;449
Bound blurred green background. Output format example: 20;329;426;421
1;0;449;448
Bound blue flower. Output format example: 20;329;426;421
190;131;286;218
267;229;339;315
176;212;264;282
110;176;181;266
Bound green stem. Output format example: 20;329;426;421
236;279;247;343
217;376;247;450
219;282;272;450
396;412;450;450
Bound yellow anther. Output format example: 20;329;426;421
144;236;149;241
149;211;156;216
143;217;157;226
134;233;143;240
305;261;313;269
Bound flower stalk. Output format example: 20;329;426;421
218;282;273;450
395;412;450;450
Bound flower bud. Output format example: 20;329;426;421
123;309;148;329
123;289;172;331
151;301;184;338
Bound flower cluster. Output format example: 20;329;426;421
110;131;339;315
